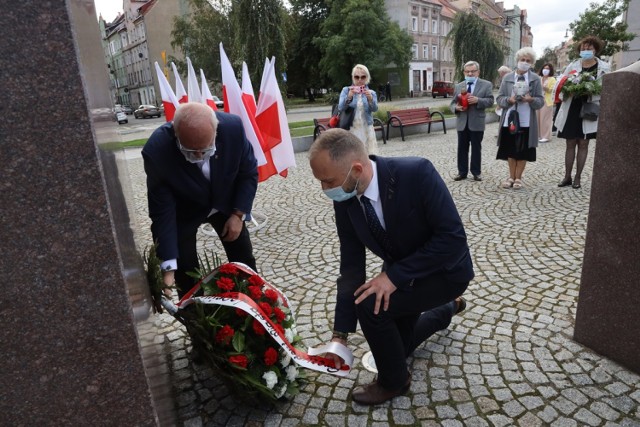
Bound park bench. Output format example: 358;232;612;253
386;107;446;141
313;117;387;144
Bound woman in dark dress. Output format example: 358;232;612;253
496;47;545;190
554;36;610;189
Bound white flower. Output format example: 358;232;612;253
262;371;278;389
285;328;294;343
274;384;287;399
286;365;298;382
280;352;291;368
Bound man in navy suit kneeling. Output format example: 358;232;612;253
309;129;473;405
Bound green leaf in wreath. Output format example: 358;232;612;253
233;331;246;353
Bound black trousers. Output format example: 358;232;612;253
457;125;484;177
174;212;256;297
356;274;468;390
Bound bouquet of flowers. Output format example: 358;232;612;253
560;71;601;98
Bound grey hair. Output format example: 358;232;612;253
309;129;368;166
497;65;512;74
463;61;480;70
352;64;371;85
515;47;537;62
173;102;218;138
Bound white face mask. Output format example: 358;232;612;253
542;69;550;76
517;61;531;72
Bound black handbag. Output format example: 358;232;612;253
507;109;521;135
580;102;599;121
338;106;355;130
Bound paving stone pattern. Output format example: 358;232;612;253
125;122;640;426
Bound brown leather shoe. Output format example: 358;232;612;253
352;376;411;405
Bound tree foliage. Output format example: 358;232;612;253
313;0;412;88
447;12;504;83
170;0;287;88
286;0;330;98
568;0;635;58
534;47;558;72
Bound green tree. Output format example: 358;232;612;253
287;0;330;100
534;47;559;72
447;12;504;83
568;0;635;58
313;0;412;88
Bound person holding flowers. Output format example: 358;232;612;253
555;36;610;189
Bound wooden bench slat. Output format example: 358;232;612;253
386;107;446;141
313;116;387;144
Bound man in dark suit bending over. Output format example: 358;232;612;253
143;102;258;298
309;129;473;405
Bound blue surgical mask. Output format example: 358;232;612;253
580;50;594;60
323;166;359;202
464;76;477;84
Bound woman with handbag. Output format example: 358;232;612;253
337;64;379;154
555;36;610;189
496;47;545;190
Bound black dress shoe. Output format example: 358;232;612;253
473;175;482;181
453;174;467;181
572;182;581;189
455;297;467;315
352;376;411;405
558;178;572;187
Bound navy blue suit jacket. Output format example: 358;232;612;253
142;112;258;262
333;156;474;332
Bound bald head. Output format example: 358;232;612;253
173;102;218;150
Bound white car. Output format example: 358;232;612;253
115;110;128;124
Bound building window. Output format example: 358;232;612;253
432;45;438;60
432;19;438;34
412;17;418;32
411;44;418;59
422;19;428;33
423;45;429;59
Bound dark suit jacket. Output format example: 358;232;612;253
142;112;258;262
333;156;474;332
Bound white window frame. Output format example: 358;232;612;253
411;44;418;59
422;19;428;33
412;17;418;32
423;45;429;59
432;19;438;34
432;45;438;60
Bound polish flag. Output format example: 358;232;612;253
187;57;202;104
241;62;257;117
219;43;266;166
200;69;218;111
258;57;270;98
171;62;188;104
255;57;296;181
154;62;180;122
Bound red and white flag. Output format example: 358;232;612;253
255;57;296;182
154;62;180;122
219;43;266;166
241;62;257;117
171;62;188;104
259;57;270;98
186;57;203;104
200;69;218;111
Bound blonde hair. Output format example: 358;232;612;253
351;64;371;85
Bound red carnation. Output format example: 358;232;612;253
252;319;266;335
274;307;286;323
264;347;278;366
219;264;239;275
215;325;235;344
248;274;265;287
247;285;262;300
229;354;248;369
217;277;235;291
264;289;278;302
259;302;273;317
235;308;248;317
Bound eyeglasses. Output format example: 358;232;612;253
464;69;479;74
353;75;367;80
177;138;215;162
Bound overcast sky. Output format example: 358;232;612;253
93;0;599;56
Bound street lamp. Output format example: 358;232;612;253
504;12;523;49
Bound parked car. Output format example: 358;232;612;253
134;104;162;119
212;96;224;109
114;109;128;124
122;105;134;115
431;81;454;98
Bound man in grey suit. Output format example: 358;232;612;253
450;61;494;181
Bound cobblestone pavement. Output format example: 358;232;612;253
123;123;640;426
